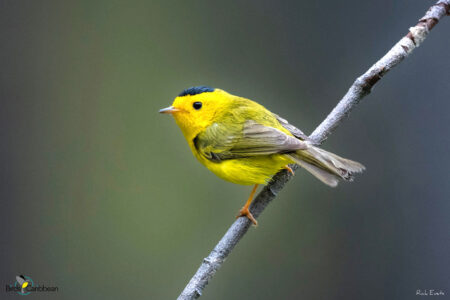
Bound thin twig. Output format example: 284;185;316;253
177;1;450;299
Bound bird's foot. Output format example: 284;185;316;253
284;165;295;175
236;206;258;226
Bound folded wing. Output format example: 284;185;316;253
194;120;307;161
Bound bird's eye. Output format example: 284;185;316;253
193;102;202;110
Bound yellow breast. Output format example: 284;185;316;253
189;140;291;185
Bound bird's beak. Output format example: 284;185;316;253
159;106;180;114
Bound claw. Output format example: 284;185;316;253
236;207;258;226
284;165;295;175
235;184;259;226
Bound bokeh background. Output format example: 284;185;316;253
1;1;449;299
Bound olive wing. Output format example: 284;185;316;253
194;120;308;162
272;113;309;140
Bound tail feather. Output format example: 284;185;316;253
285;144;365;187
289;156;340;187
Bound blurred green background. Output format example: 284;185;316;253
1;1;449;299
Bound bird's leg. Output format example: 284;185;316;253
284;165;295;175
236;184;258;226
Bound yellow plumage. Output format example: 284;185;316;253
160;87;365;224
172;89;294;185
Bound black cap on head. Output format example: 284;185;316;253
178;86;214;97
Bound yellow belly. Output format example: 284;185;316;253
199;155;292;185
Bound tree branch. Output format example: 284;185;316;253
178;1;450;299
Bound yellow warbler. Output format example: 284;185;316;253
160;86;364;224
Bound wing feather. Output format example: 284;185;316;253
272;113;309;140
194;120;307;161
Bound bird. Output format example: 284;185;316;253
16;275;29;293
160;86;365;225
